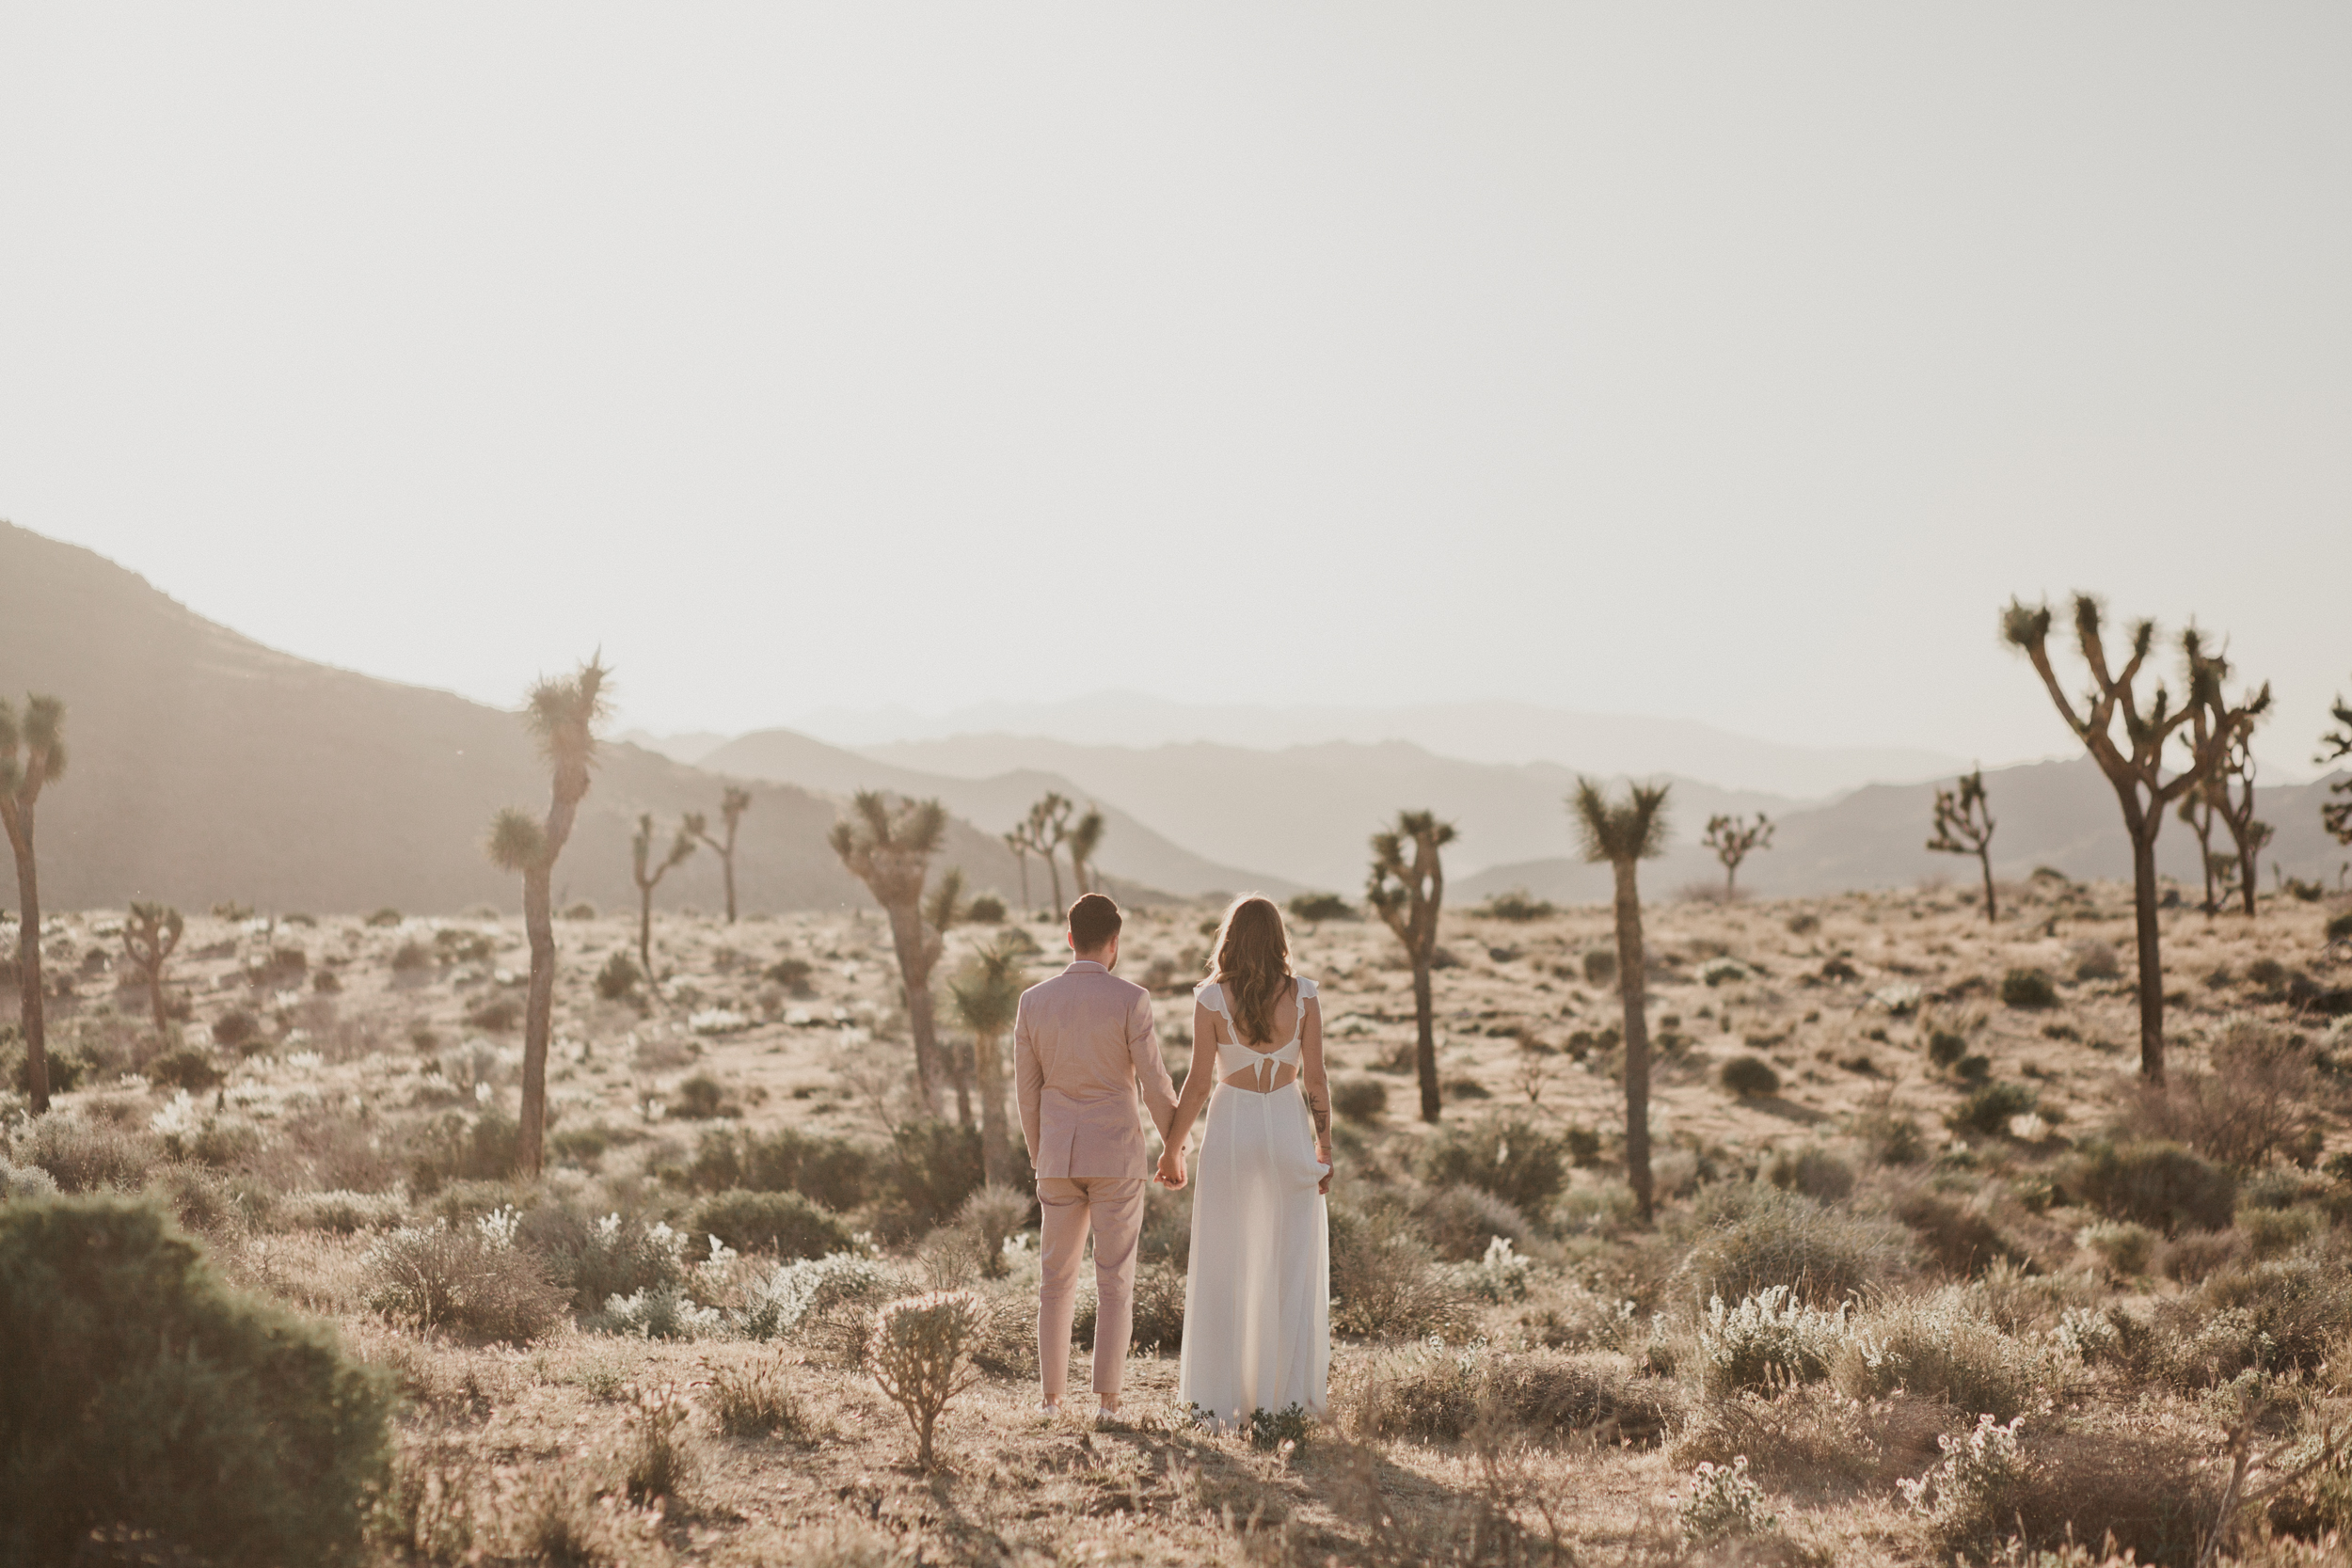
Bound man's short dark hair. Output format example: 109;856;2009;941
1068;894;1121;953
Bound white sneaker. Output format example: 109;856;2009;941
1094;1405;1120;1425
1038;1402;1061;1418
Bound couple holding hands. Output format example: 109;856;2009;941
1013;892;1333;1428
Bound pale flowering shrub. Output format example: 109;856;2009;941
866;1291;988;1468
1454;1235;1537;1304
738;1251;894;1341
689;1007;751;1037
1698;1287;1853;1396
1679;1455;1777;1544
1898;1414;2032;1555
364;1218;567;1343
597;1284;724;1340
1831;1287;2052;1419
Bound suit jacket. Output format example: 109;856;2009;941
1013;960;1180;1179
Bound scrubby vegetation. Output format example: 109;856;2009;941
2;882;2347;1565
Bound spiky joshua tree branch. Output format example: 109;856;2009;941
1366;809;1454;1124
2318;687;2352;848
631;814;698;985
1701;813;1772;898
121;902;185;1038
1927;769;1999;922
830;790;963;1120
688;785;753;924
2001;597;2268;1084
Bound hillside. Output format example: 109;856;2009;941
1456;757;2352;903
0;522;1022;914
699;729;1295;899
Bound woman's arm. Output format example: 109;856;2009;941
1299;996;1332;1195
1156;1001;1220;1185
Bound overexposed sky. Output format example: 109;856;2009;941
3;5;2346;767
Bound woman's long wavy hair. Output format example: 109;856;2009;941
1209;895;1294;1046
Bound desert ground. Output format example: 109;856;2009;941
6;873;2352;1567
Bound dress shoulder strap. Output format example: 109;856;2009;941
1196;981;1230;1018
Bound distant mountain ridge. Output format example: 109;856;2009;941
791;690;1968;799
0;522;1027;914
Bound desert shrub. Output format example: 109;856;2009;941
389;941;433;975
2159;1228;2245;1283
0;1155;58;1202
279;1190;408;1234
1073;1261;1187;1355
700;1346;821;1442
2120;1016;2329;1169
693;1189;850;1263
144;1046;225;1091
763;958;815;995
1410;1182;1530;1262
2195;1253;2352;1374
688;1123;875;1212
1418;1115;1568;1214
597;1285;723;1339
403;1107;521;1194
873;1120;986;1239
1328;1207;1470;1339
1948;1079;2041;1136
962;895;1006;925
522;1207;686;1309
1482;889;1556;922
1832;1288;2047;1418
2067;1138;2236;1234
1582;949;1617;984
594;952;641;1002
2241;1202;2325;1258
2001;967;2060;1009
1717;1054;1781;1098
1764;1144;1854;1203
463;996;520;1032
2071;939;2122;981
2078;1220;2158;1276
1678;1456;1777;1545
7;1039;88;1095
946;1182;1032;1280
1289;892;1356;924
0;1195;391;1566
1336;1340;1679;1448
1928;1029;1969;1069
620;1381;696;1501
1852;1098;1929;1165
1697;1286;1853;1396
1680;1182;1909;1307
866;1291;988;1468
1331;1077;1389;1122
1136;1178;1194;1271
1896;1191;2023;1277
15;1112;159;1193
364;1211;569;1343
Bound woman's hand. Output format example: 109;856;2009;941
1316;1146;1333;1196
1156;1146;1187;1190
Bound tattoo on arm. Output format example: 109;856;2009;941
1308;1090;1330;1145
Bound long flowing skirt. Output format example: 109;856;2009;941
1177;1083;1330;1424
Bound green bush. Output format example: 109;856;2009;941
5;1037;89;1096
516;1205;683;1311
212;1007;262;1050
1331;1077;1389;1122
1895;1192;2023;1277
1287;893;1356;924
0;1195;390;1565
1481;890;1556;922
1582;950;1618;985
2000;968;2059;1009
1680;1183;1909;1308
1718;1055;1781;1099
403;1107;522;1195
364;1215;569;1344
667;1071;733;1120
2197;1253;2352;1374
145;1047;225;1091
463;996;520;1032
2328;911;2352;943
1764;1145;1854;1204
876;1120;988;1239
12;1113;160;1193
692;1190;852;1261
689;1124;875;1212
1327;1208;1469;1340
1410;1183;1530;1262
1419;1116;1569;1214
763;958;815;995
1830;1288;2043;1419
964;895;1007;925
1927;1030;1968;1069
594;952;641;1001
1947;1080;2040;1136
2067;1139;2236;1235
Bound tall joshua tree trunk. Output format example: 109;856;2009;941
2004;599;2266;1084
951;942;1024;1183
1025;794;1072;913
1928;769;1998;923
2210;729;2271;919
122;902;184;1038
1368;810;1455;1124
1;696;66;1115
1003;830;1032;912
632;814;697;986
488;657;610;1177
832;791;960;1118
1572;778;1670;1227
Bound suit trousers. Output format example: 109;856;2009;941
1036;1175;1148;1403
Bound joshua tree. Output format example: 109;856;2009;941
687;785;752;923
0;695;66;1114
1366;809;1455;1124
830;791;956;1117
1570;778;1671;1227
1002;828;1034;911
1068;807;1105;895
631;814;698;984
2182;653;2272;918
486;657;611;1176
1025;793;1073;912
1926;769;1999;921
1701;813;1772;898
2319;688;2352;847
950;942;1026;1184
2178;785;2224;914
120;902;185;1037
2002;598;2267;1084
2211;739;2271;919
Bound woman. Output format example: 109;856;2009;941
1158;895;1333;1426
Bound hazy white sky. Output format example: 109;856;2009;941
3;5;2346;768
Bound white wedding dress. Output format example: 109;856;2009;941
1177;978;1331;1426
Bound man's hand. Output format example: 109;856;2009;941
1155;1147;1186;1190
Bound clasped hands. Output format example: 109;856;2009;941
1153;1144;1187;1190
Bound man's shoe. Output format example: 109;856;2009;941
1038;1402;1061;1418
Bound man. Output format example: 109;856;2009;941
1013;892;1180;1421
